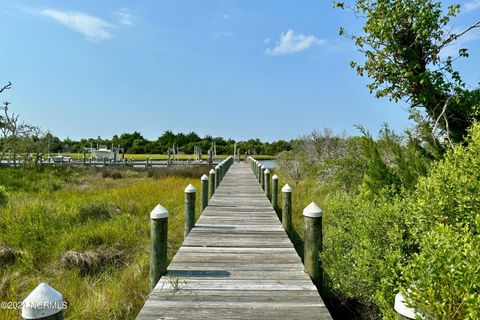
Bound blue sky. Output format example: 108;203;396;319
1;1;479;141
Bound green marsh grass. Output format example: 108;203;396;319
0;166;207;319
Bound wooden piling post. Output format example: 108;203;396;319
219;162;224;181
394;292;418;320
201;174;208;212
257;163;262;183
272;174;279;210
209;169;216;198
149;204;169;291
260;165;266;190
21;283;64;320
184;184;196;239
282;184;292;234
215;166;221;188
303;202;323;284
264;169;271;200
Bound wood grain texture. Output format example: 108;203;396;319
136;163;332;320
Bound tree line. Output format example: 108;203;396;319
46;131;292;156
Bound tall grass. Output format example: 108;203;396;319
0;166;207;319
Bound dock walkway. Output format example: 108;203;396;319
136;163;332;319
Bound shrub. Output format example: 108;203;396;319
406;122;480;238
320;122;480;318
322;192;405;319
402;224;480;320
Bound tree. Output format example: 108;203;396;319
336;0;480;143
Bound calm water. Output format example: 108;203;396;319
258;160;277;169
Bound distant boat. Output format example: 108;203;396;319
52;155;71;162
91;145;114;160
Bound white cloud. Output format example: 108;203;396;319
464;0;480;12
264;29;326;56
115;8;133;26
40;8;112;41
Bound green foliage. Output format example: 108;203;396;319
292;125;431;196
45;130;293;156
321;192;405;319
406;122;480;237
336;0;480;142
357;125;431;197
402;224;480;320
282;123;480;318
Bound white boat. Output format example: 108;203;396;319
51;155;71;162
91;145;114;160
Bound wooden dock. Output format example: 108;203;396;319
136;162;332;319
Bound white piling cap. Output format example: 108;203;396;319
150;204;169;219
303;202;323;218
257;163;262;167
264;169;270;174
394;293;417;319
282;184;292;193
209;169;215;174
201;174;208;181
261;165;266;169
21;283;63;319
184;184;196;193
272;174;279;180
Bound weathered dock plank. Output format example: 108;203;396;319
136;163;332;319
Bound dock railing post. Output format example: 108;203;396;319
394;292;418;320
282;184;292;234
272;175;279;211
149;204;169;291
261;166;266;190
209;169;216;198
220;161;224;181
21;283;64;320
201;174;208;212
264;169;271;200
257;162;262;184
303;202;323;285
184;184;196;239
215;165;221;188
